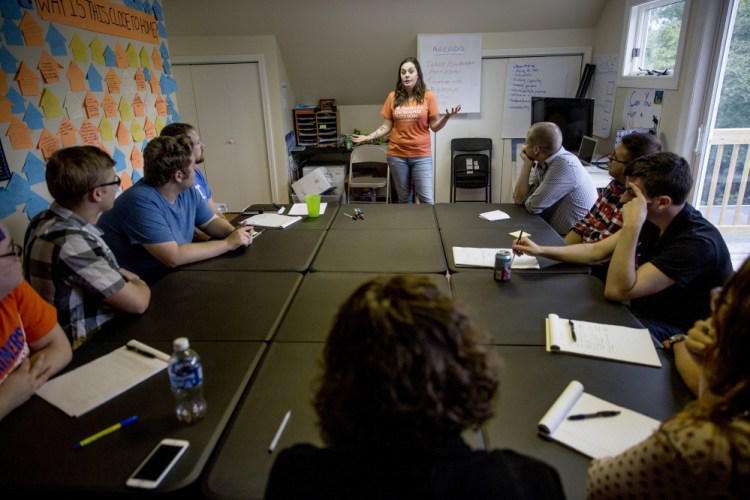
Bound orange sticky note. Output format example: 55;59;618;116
57;116;79;147
120;171;133;191
132;94;145;117
105;68;121;94
143;117;156;140
102;92;118;118
38;51;63;84
115;42;128;69
116;121;130;146
79;119;101;146
0;72;8;95
37;128;62;160
134;68;147;91
0;96;13;123
7;117;33;149
151;48;163;72
131;146;144;169
20;12;44;46
155;95;167;116
66;62;86;92
149;77;161;95
84;91;100;119
15;61;40;96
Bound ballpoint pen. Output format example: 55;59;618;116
74;416;138;449
567;410;621;421
343;213;357;221
568;319;578;342
511;230;524;266
268;410;291;453
127;344;156;358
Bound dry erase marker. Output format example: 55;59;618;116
74;415;138;449
268;410;291;453
568;319;578;343
567;410;620;421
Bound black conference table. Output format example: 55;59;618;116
100;270;302;342
450;271;644;345
329;203;438;229
434;202;551;230
231;203;339;231
0;340;265;495
202;342;693;500
273;272;451;342
181;229;326;272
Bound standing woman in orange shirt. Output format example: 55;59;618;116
352;57;461;204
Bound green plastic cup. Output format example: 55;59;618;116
306;194;321;218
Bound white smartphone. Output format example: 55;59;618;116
125;438;189;489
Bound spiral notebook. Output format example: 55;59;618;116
538;380;660;459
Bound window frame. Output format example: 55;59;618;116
618;0;692;90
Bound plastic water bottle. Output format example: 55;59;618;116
168;337;207;424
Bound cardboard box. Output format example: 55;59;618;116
291;167;337;199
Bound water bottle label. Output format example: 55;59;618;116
169;363;203;389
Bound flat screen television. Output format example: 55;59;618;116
531;97;595;152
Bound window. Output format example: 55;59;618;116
619;0;692;89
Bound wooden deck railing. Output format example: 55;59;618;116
699;128;750;226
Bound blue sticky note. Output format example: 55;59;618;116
160;74;173;95
0;45;18;73
142;67;151;81
24;190;50;219
23;103;44;130
171;110;180;123
18;0;33;8
142;1;153;16
103;46;117;67
22;153;46;185
132;169;142;183
87;65;103;92
141;140;148;152
0;188;17;219
0;0;22;19
1;19;24;46
162;59;171;75
113;147;126;172
7;172;30;206
6;87;26;114
46;25;68;57
157;20;167;39
159;42;169;62
152;0;164;21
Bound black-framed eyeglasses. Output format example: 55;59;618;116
0;242;22;258
608;151;626;164
94;175;121;189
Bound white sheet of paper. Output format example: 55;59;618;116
478;210;510;221
288;202;328;216
36;340;169;417
452;247;540;269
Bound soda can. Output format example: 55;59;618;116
494;250;512;282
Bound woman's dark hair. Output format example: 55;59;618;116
702;256;750;421
314;275;499;448
393;57;427;108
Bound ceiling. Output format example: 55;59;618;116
162;0;608;105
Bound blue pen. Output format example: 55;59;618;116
355;208;365;220
74;415;138;449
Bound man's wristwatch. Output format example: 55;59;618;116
666;333;688;348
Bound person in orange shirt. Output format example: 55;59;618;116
0;222;71;421
352;57;461;204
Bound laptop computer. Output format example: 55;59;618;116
577;136;597;165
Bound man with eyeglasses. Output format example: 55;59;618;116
1;222;72;421
24;146;151;349
565;132;662;245
513;152;732;342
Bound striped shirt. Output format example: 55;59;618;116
523;148;598;235
23;203;126;349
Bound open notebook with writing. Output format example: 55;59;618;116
546;313;661;367
241;213;302;229
538;380;660;459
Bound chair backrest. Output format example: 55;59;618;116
451;138;492;154
350;144;387;164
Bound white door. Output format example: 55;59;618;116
173;63;272;211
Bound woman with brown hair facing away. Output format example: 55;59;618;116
266;275;563;499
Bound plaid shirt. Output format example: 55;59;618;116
23;203;126;349
571;179;625;243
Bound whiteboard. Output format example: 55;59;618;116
418;33;482;113
501;58;570;138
